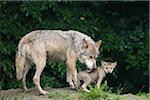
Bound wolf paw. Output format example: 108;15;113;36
81;87;90;92
70;84;75;89
40;90;49;95
23;86;29;92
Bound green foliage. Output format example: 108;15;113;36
80;81;150;100
80;81;119;100
136;92;150;100
0;1;148;93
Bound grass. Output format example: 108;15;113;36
79;81;150;100
80;81;120;100
136;92;150;100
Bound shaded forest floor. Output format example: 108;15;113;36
0;87;149;100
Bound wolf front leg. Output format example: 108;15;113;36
96;78;103;89
66;67;75;89
66;50;77;89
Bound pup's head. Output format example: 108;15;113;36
101;61;117;73
79;39;102;71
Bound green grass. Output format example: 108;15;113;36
136;92;150;100
80;81;150;100
80;81;120;100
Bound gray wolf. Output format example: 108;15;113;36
15;30;102;95
77;60;117;92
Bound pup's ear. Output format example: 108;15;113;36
83;39;88;49
101;60;107;66
95;40;102;48
112;61;117;67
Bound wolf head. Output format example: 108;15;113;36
79;39;102;71
101;61;117;73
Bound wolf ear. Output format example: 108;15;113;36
101;60;107;66
83;39;88;49
95;40;102;48
112;61;117;67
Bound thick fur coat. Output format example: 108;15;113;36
16;30;102;95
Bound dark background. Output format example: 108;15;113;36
0;1;149;94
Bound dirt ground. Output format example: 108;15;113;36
0;87;149;100
0;87;81;100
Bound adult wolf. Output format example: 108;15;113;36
15;30;102;95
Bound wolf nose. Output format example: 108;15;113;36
87;68;92;70
86;68;92;72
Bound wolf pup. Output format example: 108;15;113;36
15;30;102;95
77;61;117;92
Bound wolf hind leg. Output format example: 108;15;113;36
81;83;90;92
81;76;91;92
22;60;31;91
33;54;49;95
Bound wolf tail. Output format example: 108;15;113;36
15;39;28;80
16;31;39;80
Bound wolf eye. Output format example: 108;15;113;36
93;56;96;59
89;56;93;59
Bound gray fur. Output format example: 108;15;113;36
15;30;101;95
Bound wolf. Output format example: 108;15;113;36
77;61;117;92
15;30;102;95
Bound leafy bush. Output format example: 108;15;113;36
0;1;148;93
